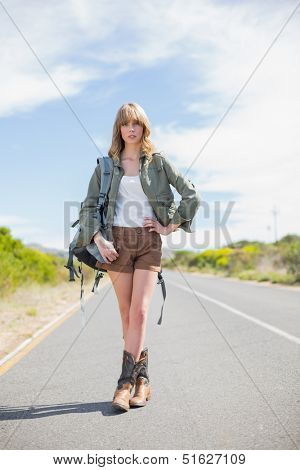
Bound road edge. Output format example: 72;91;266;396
0;279;110;376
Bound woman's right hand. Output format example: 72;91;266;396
93;232;119;264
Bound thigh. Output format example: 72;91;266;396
107;270;133;310
130;269;158;313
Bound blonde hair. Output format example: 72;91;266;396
108;102;157;164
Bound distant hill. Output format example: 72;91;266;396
25;242;67;259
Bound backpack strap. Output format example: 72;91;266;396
157;268;166;325
92;270;105;292
78;262;86;327
96;156;114;228
89;156;114;293
151;154;167;324
64;218;81;281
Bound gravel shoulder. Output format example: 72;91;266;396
0;276;109;362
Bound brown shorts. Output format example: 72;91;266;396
95;226;162;273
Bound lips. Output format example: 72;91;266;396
129;135;136;138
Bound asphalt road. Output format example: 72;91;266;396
0;270;299;450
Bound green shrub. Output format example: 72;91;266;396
163;236;299;286
0;226;66;296
189;253;206;269
268;271;297;284
280;241;300;280
237;270;258;280
26;307;38;317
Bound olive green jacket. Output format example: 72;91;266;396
76;151;201;247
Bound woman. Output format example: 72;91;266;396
84;102;200;412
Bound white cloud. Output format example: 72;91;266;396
0;215;30;225
0;0;115;116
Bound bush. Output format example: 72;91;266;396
280;241;300;280
0;226;67;296
237;270;258;281
191;253;206;269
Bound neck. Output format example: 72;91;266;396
120;145;142;161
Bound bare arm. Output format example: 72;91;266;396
164;222;181;234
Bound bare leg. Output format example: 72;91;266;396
125;269;158;361
107;270;133;344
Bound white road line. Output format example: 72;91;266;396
168;280;300;345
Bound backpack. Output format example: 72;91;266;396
64;156;166;326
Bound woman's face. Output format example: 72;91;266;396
120;119;143;144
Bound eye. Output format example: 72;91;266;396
122;120;140;127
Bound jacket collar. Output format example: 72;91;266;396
113;149;147;168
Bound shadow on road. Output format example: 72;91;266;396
0;401;134;420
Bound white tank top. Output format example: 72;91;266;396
113;175;157;227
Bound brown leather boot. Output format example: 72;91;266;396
112;350;145;412
129;347;151;407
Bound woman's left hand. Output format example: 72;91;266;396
143;217;166;235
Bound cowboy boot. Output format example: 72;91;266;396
129;347;151;407
112;350;145;412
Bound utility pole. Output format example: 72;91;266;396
266;224;271;243
272;206;278;242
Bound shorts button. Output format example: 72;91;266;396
137;228;142;233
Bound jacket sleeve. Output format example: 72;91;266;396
78;165;102;245
161;154;201;233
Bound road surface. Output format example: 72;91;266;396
0;270;299;450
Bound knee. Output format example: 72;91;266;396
130;305;148;325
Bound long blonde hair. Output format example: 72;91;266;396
108;102;157;164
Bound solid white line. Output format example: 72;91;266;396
168;280;300;345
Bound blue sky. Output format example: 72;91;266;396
0;0;299;251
